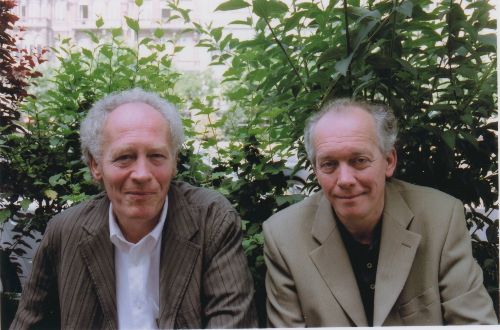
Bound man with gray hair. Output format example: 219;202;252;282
263;99;496;326
11;88;257;329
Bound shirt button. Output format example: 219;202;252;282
370;284;375;290
367;262;373;269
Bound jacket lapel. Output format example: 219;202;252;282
309;194;368;326
373;181;421;326
79;195;117;329
158;183;201;328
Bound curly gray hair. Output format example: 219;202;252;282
80;88;185;165
304;98;398;166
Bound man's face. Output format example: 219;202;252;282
313;107;397;227
89;102;176;228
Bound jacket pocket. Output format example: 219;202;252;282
398;287;441;324
176;308;202;329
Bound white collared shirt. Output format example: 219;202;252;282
109;199;168;330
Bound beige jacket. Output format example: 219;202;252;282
264;179;497;326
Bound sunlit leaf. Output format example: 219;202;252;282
335;54;354;76
95;17;104;28
125;16;140;33
44;189;58;200
253;0;288;18
154;28;165;38
215;0;250;11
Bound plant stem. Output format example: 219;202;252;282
264;17;309;93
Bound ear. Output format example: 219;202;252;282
385;148;397;178
89;156;103;182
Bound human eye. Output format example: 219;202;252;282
318;160;338;173
112;154;134;165
149;152;168;163
351;156;371;169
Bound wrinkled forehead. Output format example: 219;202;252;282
314;107;377;140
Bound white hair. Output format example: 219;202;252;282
80;88;185;165
304;98;398;165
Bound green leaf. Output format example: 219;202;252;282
100;45;113;59
275;194;304;206
154;28;165;39
215;0;250;11
396;0;413;18
253;0;288;19
478;34;496;49
283;11;304;32
49;174;61;186
21;199;32;211
125;16;140;33
441;131;456;149
335;53;354;76
461;132;479;148
317;47;343;66
82;48;93;59
96;17;104;28
135;0;143;6
139;37;153;46
0;209;11;223
138;53;156;65
211;27;224;42
84;31;99;43
112;27;123;38
229;19;252;26
44;189;58;200
226;87;249;99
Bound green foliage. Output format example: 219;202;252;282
1;12;186;234
0;0;46;226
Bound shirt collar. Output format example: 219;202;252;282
109;198;169;247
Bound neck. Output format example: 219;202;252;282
338;216;381;245
116;217;159;244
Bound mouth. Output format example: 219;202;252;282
126;191;156;196
335;192;364;200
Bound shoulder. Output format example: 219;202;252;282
264;191;323;234
48;192;109;233
385;178;464;235
387;178;460;209
170;181;233;211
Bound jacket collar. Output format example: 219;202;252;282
79;193;117;329
78;182;203;329
158;181;201;328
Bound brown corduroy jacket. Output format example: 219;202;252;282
11;181;257;329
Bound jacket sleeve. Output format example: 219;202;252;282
10;220;61;329
202;209;258;328
439;199;497;324
263;221;306;327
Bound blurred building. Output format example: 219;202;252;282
12;0;254;72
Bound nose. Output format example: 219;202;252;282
130;157;152;182
336;163;356;188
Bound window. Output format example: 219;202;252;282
20;5;26;17
161;8;171;19
80;5;88;19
